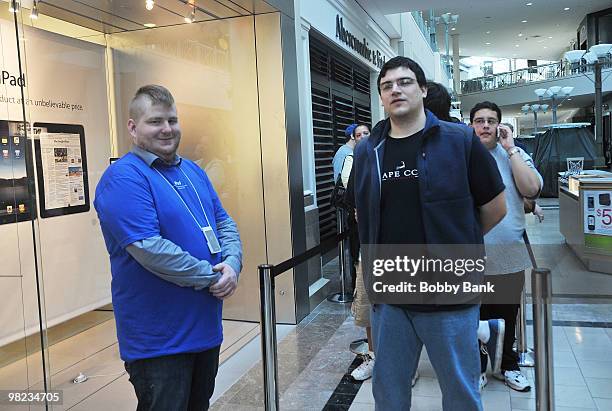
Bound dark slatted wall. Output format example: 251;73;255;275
309;36;372;243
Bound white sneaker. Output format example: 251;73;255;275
412;370;419;387
351;353;375;381
479;373;488;392
498;370;531;392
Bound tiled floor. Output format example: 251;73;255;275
209;200;612;410
0;319;265;410
2;199;612;410
348;325;612;411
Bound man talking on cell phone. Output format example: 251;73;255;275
469;101;542;393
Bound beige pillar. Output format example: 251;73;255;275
452;33;460;95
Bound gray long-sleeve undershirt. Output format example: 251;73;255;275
125;216;242;290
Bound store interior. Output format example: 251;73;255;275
0;0;298;407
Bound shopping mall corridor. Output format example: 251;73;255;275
2;201;612;411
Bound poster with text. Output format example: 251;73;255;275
38;132;85;210
583;190;612;236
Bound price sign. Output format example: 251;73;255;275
583;190;612;236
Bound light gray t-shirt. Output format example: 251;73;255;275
484;144;543;275
332;144;353;182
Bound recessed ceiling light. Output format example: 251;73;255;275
451;27;456;31
564;7;570;11
143;23;156;27
486;31;491;34
567;98;572;101
543;46;548;48
518;33;523;37
521;20;528;23
485;42;491;45
515;44;520;47
526;2;533;5
548;36;553;39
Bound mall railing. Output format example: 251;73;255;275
257;228;556;411
461;58;612;94
411;11;436;51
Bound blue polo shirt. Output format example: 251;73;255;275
94;150;227;362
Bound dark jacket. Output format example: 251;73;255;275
352;110;483;247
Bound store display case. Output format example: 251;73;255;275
559;171;612;274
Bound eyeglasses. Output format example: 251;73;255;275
472;118;499;126
379;77;415;93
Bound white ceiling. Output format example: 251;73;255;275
357;0;612;60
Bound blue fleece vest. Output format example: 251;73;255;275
353;110;483;246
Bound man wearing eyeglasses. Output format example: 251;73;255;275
470;101;542;393
350;56;506;410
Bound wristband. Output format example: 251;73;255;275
507;147;520;158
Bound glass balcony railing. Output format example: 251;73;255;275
460;58;612;94
411;11;436;52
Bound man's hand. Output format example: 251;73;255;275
209;262;238;300
533;204;544;223
497;124;515;152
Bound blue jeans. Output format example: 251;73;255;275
125;345;220;411
371;304;482;411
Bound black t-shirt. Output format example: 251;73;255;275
379;132;504;244
378;131;504;312
379;132;425;245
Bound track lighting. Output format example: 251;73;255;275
184;4;196;23
9;0;20;13
30;0;39;19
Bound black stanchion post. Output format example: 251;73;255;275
259;264;279;411
532;268;555;411
328;208;353;303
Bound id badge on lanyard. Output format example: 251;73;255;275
154;165;222;254
202;226;222;254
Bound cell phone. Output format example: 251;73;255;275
588;196;595;209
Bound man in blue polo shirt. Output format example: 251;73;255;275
94;85;242;411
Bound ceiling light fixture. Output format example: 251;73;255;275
184;3;196;23
30;0;38;19
8;0;19;13
145;0;154;11
515;44;520;47
485;42;491;45
518;33;523;37
526;2;533;5
143;23;156;27
521;20;528;23
564;7;570;11
451;27;456;30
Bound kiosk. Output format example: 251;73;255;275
559;170;612;274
